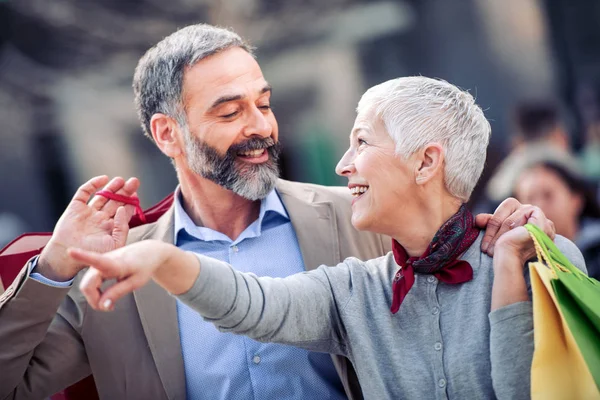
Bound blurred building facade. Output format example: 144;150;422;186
0;0;597;233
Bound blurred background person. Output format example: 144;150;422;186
484;100;580;209
513;158;600;280
576;80;600;181
510;101;570;151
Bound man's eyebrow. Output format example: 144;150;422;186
208;94;244;111
208;85;272;111
261;84;272;95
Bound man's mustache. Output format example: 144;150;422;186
229;137;277;153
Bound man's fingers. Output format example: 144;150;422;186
481;198;521;253
88;177;125;210
112;206;130;247
67;248;123;279
71;176;109;205
100;177;141;217
98;276;146;311
475;214;492;229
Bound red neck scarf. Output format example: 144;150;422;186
390;204;480;314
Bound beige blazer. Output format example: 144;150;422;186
0;179;391;400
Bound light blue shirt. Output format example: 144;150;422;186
174;189;346;399
30;259;74;287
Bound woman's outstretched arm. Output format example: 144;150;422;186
70;241;349;355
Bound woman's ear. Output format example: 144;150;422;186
415;143;444;185
150;113;184;159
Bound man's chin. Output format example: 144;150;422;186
229;172;279;201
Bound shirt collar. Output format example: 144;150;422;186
173;186;289;243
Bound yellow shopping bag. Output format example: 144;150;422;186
528;224;600;399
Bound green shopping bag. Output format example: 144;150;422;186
526;223;600;392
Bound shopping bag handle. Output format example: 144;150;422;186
525;224;588;280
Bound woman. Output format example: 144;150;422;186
514;159;600;280
70;77;586;399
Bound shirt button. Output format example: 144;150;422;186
231;245;239;252
434;342;442;351
432;307;440;315
252;355;261;364
438;378;446;388
427;276;437;283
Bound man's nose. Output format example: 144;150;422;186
244;106;272;138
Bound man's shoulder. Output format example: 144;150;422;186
276;179;351;205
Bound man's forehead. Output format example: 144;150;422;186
208;78;270;98
182;48;266;95
183;72;270;111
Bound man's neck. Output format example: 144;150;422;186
178;171;263;241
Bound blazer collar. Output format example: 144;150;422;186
132;207;186;400
276;180;340;271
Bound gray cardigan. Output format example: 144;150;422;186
178;233;586;400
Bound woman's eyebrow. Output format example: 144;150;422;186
351;126;370;138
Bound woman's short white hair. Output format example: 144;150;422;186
357;76;491;202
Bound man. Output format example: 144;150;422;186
0;24;547;400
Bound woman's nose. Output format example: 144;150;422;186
336;149;356;177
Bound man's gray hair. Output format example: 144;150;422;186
133;24;253;140
357;76;491;202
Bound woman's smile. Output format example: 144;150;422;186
349;184;370;205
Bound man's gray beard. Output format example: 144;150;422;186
184;133;281;201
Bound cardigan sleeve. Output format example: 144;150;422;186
177;253;354;356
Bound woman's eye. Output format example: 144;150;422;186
259;105;271;111
358;138;367;146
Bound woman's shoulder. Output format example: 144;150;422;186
554;234;588;275
464;231;587;276
331;252;396;278
460;231;492;267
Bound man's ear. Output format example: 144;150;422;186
414;143;444;185
150;113;184;158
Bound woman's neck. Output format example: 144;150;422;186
391;196;463;257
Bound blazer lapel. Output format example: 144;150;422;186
276;180;340;271
132;207;186;400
